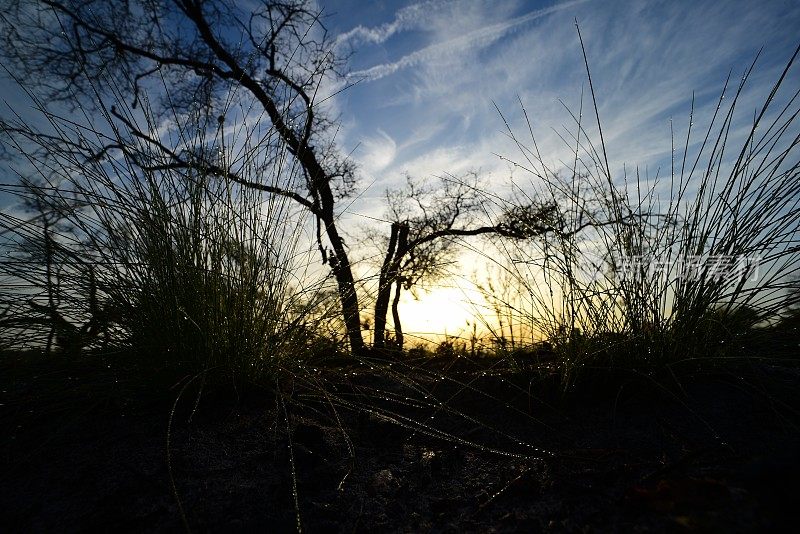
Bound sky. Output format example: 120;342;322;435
312;0;800;339
1;0;798;343
321;0;799;197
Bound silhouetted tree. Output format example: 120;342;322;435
0;0;367;353
371;173;561;350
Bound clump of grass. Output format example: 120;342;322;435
485;43;800;388
0;73;330;381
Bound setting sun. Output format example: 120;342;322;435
394;283;488;342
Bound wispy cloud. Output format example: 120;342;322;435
359;128;397;174
334;0;448;47
328;0;800;237
348;0;590;83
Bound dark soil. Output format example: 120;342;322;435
2;351;799;532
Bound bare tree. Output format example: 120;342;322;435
0;0;367;353
371;173;561;350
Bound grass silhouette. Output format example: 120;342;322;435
477;41;800;389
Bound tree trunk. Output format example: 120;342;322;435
319;195;365;355
391;278;404;351
373;222;408;351
374;222;400;349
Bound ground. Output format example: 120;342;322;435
2;351;799;532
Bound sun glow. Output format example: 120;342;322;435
393;282;488;343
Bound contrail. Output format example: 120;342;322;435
348;0;591;82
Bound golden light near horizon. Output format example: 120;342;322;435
393;282;488;343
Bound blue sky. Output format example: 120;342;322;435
318;0;799;212
2;0;798;218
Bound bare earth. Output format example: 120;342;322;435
2;353;799;532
